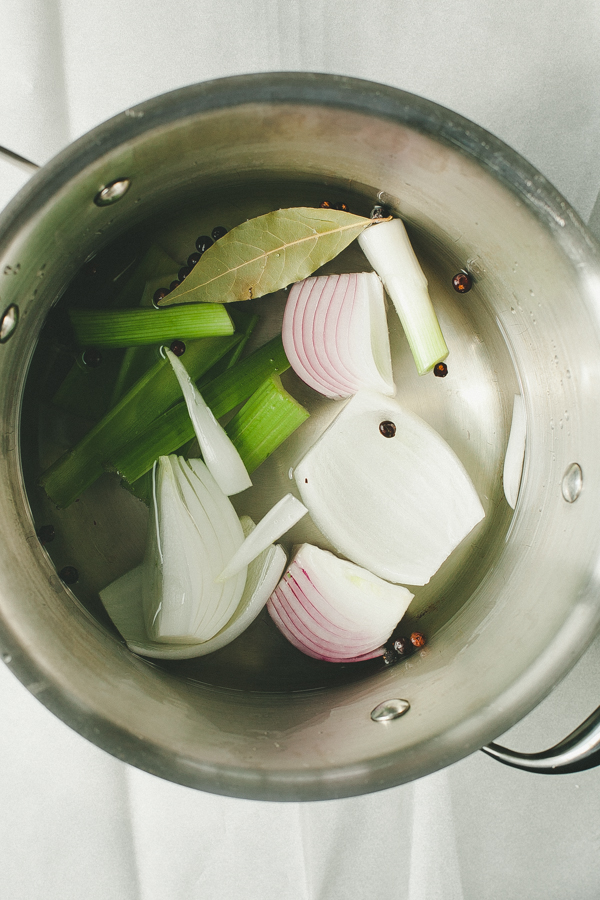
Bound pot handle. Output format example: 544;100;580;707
481;704;600;773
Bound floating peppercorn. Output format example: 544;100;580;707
59;566;79;585
195;235;213;254
452;272;472;293
382;647;397;666
187;251;201;268
211;226;228;241
82;348;102;368
178;266;191;282
334;201;349;211
410;632;426;648
37;524;55;544
153;287;170;307
433;362;448;378
370;204;387;219
393;636;412;656
169;339;186;357
379;420;396;438
169;280;180;292
319;200;332;209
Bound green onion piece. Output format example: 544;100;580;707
68;305;234;349
40;335;240;508
52;350;125;419
115;335;290;484
109;345;159;407
226;374;309;473
226;311;260;369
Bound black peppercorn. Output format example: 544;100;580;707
333;201;349;212
319;200;332;209
187;252;201;268
169;340;186;357
82;348;102;368
452;272;472;293
59;566;79;585
393;636;412;656
153;287;170;307
195;235;213;254
178;266;191;282
211;226;228;241
379;420;396;438
37;524;55;544
382;647;397;666
169;280;180;292
370;204;387;219
433;362;448;378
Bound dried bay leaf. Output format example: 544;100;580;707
158;207;375;306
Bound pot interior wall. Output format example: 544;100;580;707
3;87;600;798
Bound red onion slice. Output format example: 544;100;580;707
282;273;395;399
267;544;413;663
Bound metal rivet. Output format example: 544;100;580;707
370;698;411;722
0;304;19;342
94;178;131;206
562;463;583;503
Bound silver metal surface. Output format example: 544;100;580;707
371;699;411;722
561;462;583;503
483;703;600;772
1;73;600;800
0;304;19;342
0;145;40;174
94;178;131;206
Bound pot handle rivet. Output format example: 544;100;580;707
0;304;19;342
562;462;583;503
94;179;131;207
370;698;410;722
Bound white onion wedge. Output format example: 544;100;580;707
100;517;287;659
295;391;485;585
216;493;307;582
267;543;413;662
166;348;252;495
503;394;526;509
358;218;448;375
141;455;246;642
282;273;395;399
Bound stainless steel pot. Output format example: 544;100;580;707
2;73;600;800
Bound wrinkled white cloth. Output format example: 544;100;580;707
2;2;600;898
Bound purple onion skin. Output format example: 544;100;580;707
267;571;390;663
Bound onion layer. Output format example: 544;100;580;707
141;455;246;642
503;394;526;509
267;543;414;662
294;391;485;585
100;516;287;659
282;273;395;399
216;493;307;582
166;348;252;495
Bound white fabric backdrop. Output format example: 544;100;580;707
2;2;600;897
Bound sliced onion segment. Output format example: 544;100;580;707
166;348;252;495
267;543;414;662
100;516;287;659
282;273;395;399
294;391;485;585
216;493;307;582
503;394;526;509
141;455;246;643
